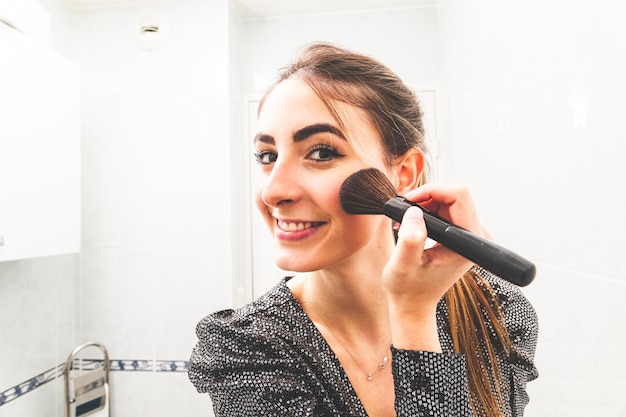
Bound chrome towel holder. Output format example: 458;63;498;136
64;341;110;417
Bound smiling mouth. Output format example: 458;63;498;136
276;220;324;232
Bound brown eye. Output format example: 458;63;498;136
254;151;277;165
307;145;344;162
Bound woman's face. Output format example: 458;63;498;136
254;78;395;273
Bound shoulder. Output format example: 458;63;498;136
195;277;302;345
437;268;539;345
192;276;325;372
189;278;309;392
474;267;538;340
474;267;539;380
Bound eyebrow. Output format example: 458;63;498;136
254;123;347;145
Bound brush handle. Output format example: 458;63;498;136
384;197;536;287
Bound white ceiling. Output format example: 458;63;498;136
65;0;437;18
231;0;436;19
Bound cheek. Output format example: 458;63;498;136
328;209;391;265
317;177;346;218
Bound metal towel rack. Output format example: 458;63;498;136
64;341;110;417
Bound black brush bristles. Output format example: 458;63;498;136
340;168;397;215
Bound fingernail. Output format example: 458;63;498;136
403;206;424;221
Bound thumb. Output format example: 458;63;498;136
389;206;428;271
398;206;427;245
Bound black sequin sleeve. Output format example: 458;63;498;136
488;273;539;415
391;348;472;416
189;309;324;416
462;268;539;416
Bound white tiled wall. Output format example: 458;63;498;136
75;1;232;416
240;6;440;94
0;254;78;417
523;265;626;416
438;0;626;415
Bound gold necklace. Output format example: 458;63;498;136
305;277;389;382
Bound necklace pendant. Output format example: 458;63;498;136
367;374;373;381
380;355;388;369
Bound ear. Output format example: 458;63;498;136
394;148;425;195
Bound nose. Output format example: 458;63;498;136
259;158;302;208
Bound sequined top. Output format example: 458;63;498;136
189;269;538;416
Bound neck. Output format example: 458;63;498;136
299;271;392;387
288;224;395;348
300;268;391;348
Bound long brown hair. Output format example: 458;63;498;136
262;42;513;415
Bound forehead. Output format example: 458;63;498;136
258;78;334;128
258;78;384;155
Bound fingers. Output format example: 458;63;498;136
392;203;471;274
383;184;479;302
404;182;469;205
404;183;481;235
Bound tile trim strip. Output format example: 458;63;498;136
0;364;63;408
0;359;189;407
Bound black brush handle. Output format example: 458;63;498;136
384;197;536;287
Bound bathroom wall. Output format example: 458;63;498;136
239;6;440;94
0;255;78;416
437;0;626;415
1;0;235;416
75;0;233;416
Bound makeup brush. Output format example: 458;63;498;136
339;168;536;287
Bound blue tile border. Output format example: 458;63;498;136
0;359;189;407
0;364;63;407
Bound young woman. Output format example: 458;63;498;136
189;43;538;417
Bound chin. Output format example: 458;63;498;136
274;260;310;273
275;251;352;273
274;254;319;273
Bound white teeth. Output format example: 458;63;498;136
278;220;312;231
